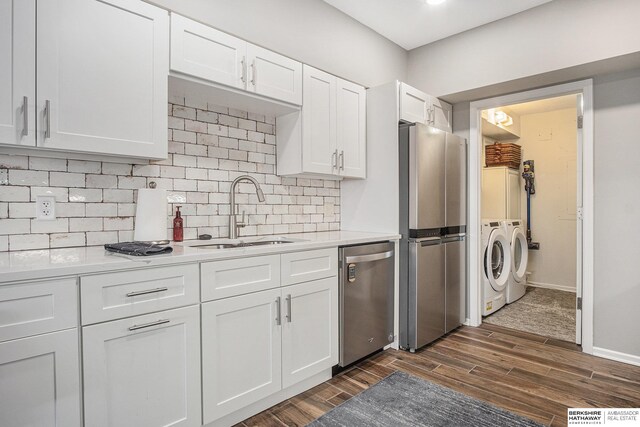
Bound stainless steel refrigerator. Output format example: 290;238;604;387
399;123;467;352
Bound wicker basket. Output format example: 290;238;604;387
485;143;522;170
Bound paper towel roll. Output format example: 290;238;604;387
134;188;168;242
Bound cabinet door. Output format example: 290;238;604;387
246;43;302;105
83;305;201;427
170;14;246;90
281;277;337;389
337;79;366;179
37;0;169;159
432;98;453;133
302;65;337;175
0;329;81;427
202;289;282;424
399;83;430;124
507;169;521;219
0;0;35;146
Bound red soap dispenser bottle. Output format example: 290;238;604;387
173;205;183;242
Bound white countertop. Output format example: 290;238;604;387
0;231;400;283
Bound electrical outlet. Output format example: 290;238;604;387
36;196;56;220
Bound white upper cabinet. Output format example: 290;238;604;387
0;0;35;147
246;43;302;105
37;0;169;159
277;64;366;179
170;14;302;106
400;83;431;124
302;66;337;176
399;82;452;133
337;79;366;178
170;14;245;90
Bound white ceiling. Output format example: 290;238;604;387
322;0;553;50
503;94;578;117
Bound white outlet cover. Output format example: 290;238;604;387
36;195;56;220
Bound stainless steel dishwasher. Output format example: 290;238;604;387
339;241;395;367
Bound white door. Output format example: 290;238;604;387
246;43;302;105
431;98;453;133
399;83;430;124
0;0;35;146
83;305;201;427
507;169;521;219
575;94;584;345
0;329;81;427
37;0;169;159
170;14;246;90
281;277;337;389
336;79;366;179
202;288;282;424
302;65;337;175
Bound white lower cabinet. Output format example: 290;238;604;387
82;305;201;427
281;277;338;388
202;276;337;424
0;328;81;427
202;288;282;424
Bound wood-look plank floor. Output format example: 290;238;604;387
237;324;640;427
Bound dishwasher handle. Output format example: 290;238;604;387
344;250;394;264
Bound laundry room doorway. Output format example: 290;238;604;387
468;80;594;354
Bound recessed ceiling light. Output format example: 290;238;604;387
426;0;446;5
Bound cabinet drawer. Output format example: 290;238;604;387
281;248;338;286
201;255;280;302
0;278;77;343
80;264;199;325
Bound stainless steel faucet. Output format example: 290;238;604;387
229;175;265;239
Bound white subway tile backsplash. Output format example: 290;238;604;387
0;103;340;251
9;170;48;186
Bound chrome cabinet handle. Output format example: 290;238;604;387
128;319;170;331
276;296;282;325
22;96;28;136
44;100;51;139
126;287;168;297
286;294;292;322
251;60;256;86
339;150;344;170
240;56;246;84
332;150;338;169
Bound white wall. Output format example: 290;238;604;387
517;108;577;291
146;0;407;88
593;68;640;357
407;0;640;100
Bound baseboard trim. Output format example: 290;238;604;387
593;347;640;367
527;281;576;293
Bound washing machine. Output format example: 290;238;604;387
502;219;528;304
481;220;512;316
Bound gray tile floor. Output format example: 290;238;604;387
483;286;576;342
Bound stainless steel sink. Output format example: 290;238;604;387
191;239;296;249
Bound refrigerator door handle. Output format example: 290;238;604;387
419;239;442;247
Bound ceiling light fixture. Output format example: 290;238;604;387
494;111;513;127
426;0;446;5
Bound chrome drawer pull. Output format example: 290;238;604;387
44;100;51;139
22;96;28;136
276;296;282;326
126;287;168;297
286;294;292;323
128;319;170;331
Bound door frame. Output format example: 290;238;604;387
468;79;594;354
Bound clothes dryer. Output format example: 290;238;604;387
481;220;512;316
502;219;528;304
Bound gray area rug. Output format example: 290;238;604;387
308;371;543;427
484;286;575;342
